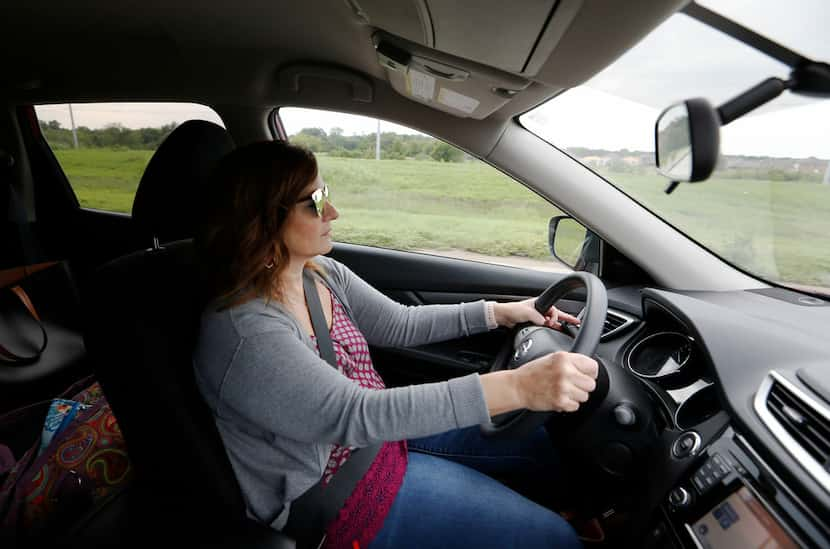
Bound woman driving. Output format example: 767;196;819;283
193;141;598;549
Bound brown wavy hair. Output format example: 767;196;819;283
197;140;322;309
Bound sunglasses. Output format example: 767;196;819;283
298;184;330;217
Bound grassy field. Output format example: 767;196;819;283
54;148;154;212
53;148;830;288
603;170;830;287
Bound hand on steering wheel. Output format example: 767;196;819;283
481;272;608;438
513;351;599;413
493;298;582;330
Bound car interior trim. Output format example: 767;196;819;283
601;309;637;340
625;331;694;379
673;382;715;431
754;371;830;496
682;2;806;68
683;523;705;549
733;432;821;545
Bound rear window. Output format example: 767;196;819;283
35;103;224;213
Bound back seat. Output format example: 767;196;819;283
1;120;241;546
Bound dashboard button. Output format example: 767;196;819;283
668;487;692;508
672;431;702;458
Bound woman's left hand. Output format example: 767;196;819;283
493;298;581;330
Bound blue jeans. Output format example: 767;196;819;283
368;426;580;549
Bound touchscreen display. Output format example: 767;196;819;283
691;486;797;549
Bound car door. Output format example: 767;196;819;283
330;242;569;387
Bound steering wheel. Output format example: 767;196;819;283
481;272;608;438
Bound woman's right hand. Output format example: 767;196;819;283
514;351;599;412
479;351;599;417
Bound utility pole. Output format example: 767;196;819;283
824;160;830;185
375;119;381;160
68;104;79;149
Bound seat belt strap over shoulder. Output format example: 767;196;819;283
303;271;337;368
285;270;382;549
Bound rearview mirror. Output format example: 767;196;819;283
548;216;600;275
655;98;720;187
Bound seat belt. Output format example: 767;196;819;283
303;271;337;367
284;271;382;549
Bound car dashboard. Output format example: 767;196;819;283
594;284;830;548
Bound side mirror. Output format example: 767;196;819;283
548;216;600;275
655;98;720;189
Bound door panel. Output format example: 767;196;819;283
330;242;562;296
329;242;570;386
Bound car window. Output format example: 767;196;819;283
35;102;224;214
277;107;569;273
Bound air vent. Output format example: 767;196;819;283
601;310;636;340
768;381;830;465
755;372;830;494
604;314;626;333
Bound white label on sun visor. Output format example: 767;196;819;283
437;88;480;114
408;69;436;101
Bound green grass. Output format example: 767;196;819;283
318;156;569;259
54;149;153;212
53;148;830;288
600;170;830;287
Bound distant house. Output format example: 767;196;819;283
580;155;608;167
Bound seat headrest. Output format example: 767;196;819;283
131;120;234;243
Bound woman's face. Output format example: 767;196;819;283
281;174;339;261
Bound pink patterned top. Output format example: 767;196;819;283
312;290;408;549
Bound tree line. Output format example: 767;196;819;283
289;127;466;162
39;120;178;150
567;146;829;183
39;120;469;162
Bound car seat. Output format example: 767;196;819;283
131;119;235;248
82;123;295;547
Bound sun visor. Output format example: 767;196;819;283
373;32;531;119
353;0;584;118
352;0;580;76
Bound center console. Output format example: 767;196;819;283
656;427;824;548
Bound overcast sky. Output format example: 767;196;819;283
524;5;830;159
34;2;828;160
34;103;421;136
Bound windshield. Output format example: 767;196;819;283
520;8;830;294
697;0;829;61
521;9;830;296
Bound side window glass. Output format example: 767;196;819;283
278;107;569;273
35;103;224;213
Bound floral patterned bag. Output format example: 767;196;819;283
0;376;132;541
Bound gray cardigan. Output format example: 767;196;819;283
193;256;492;529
